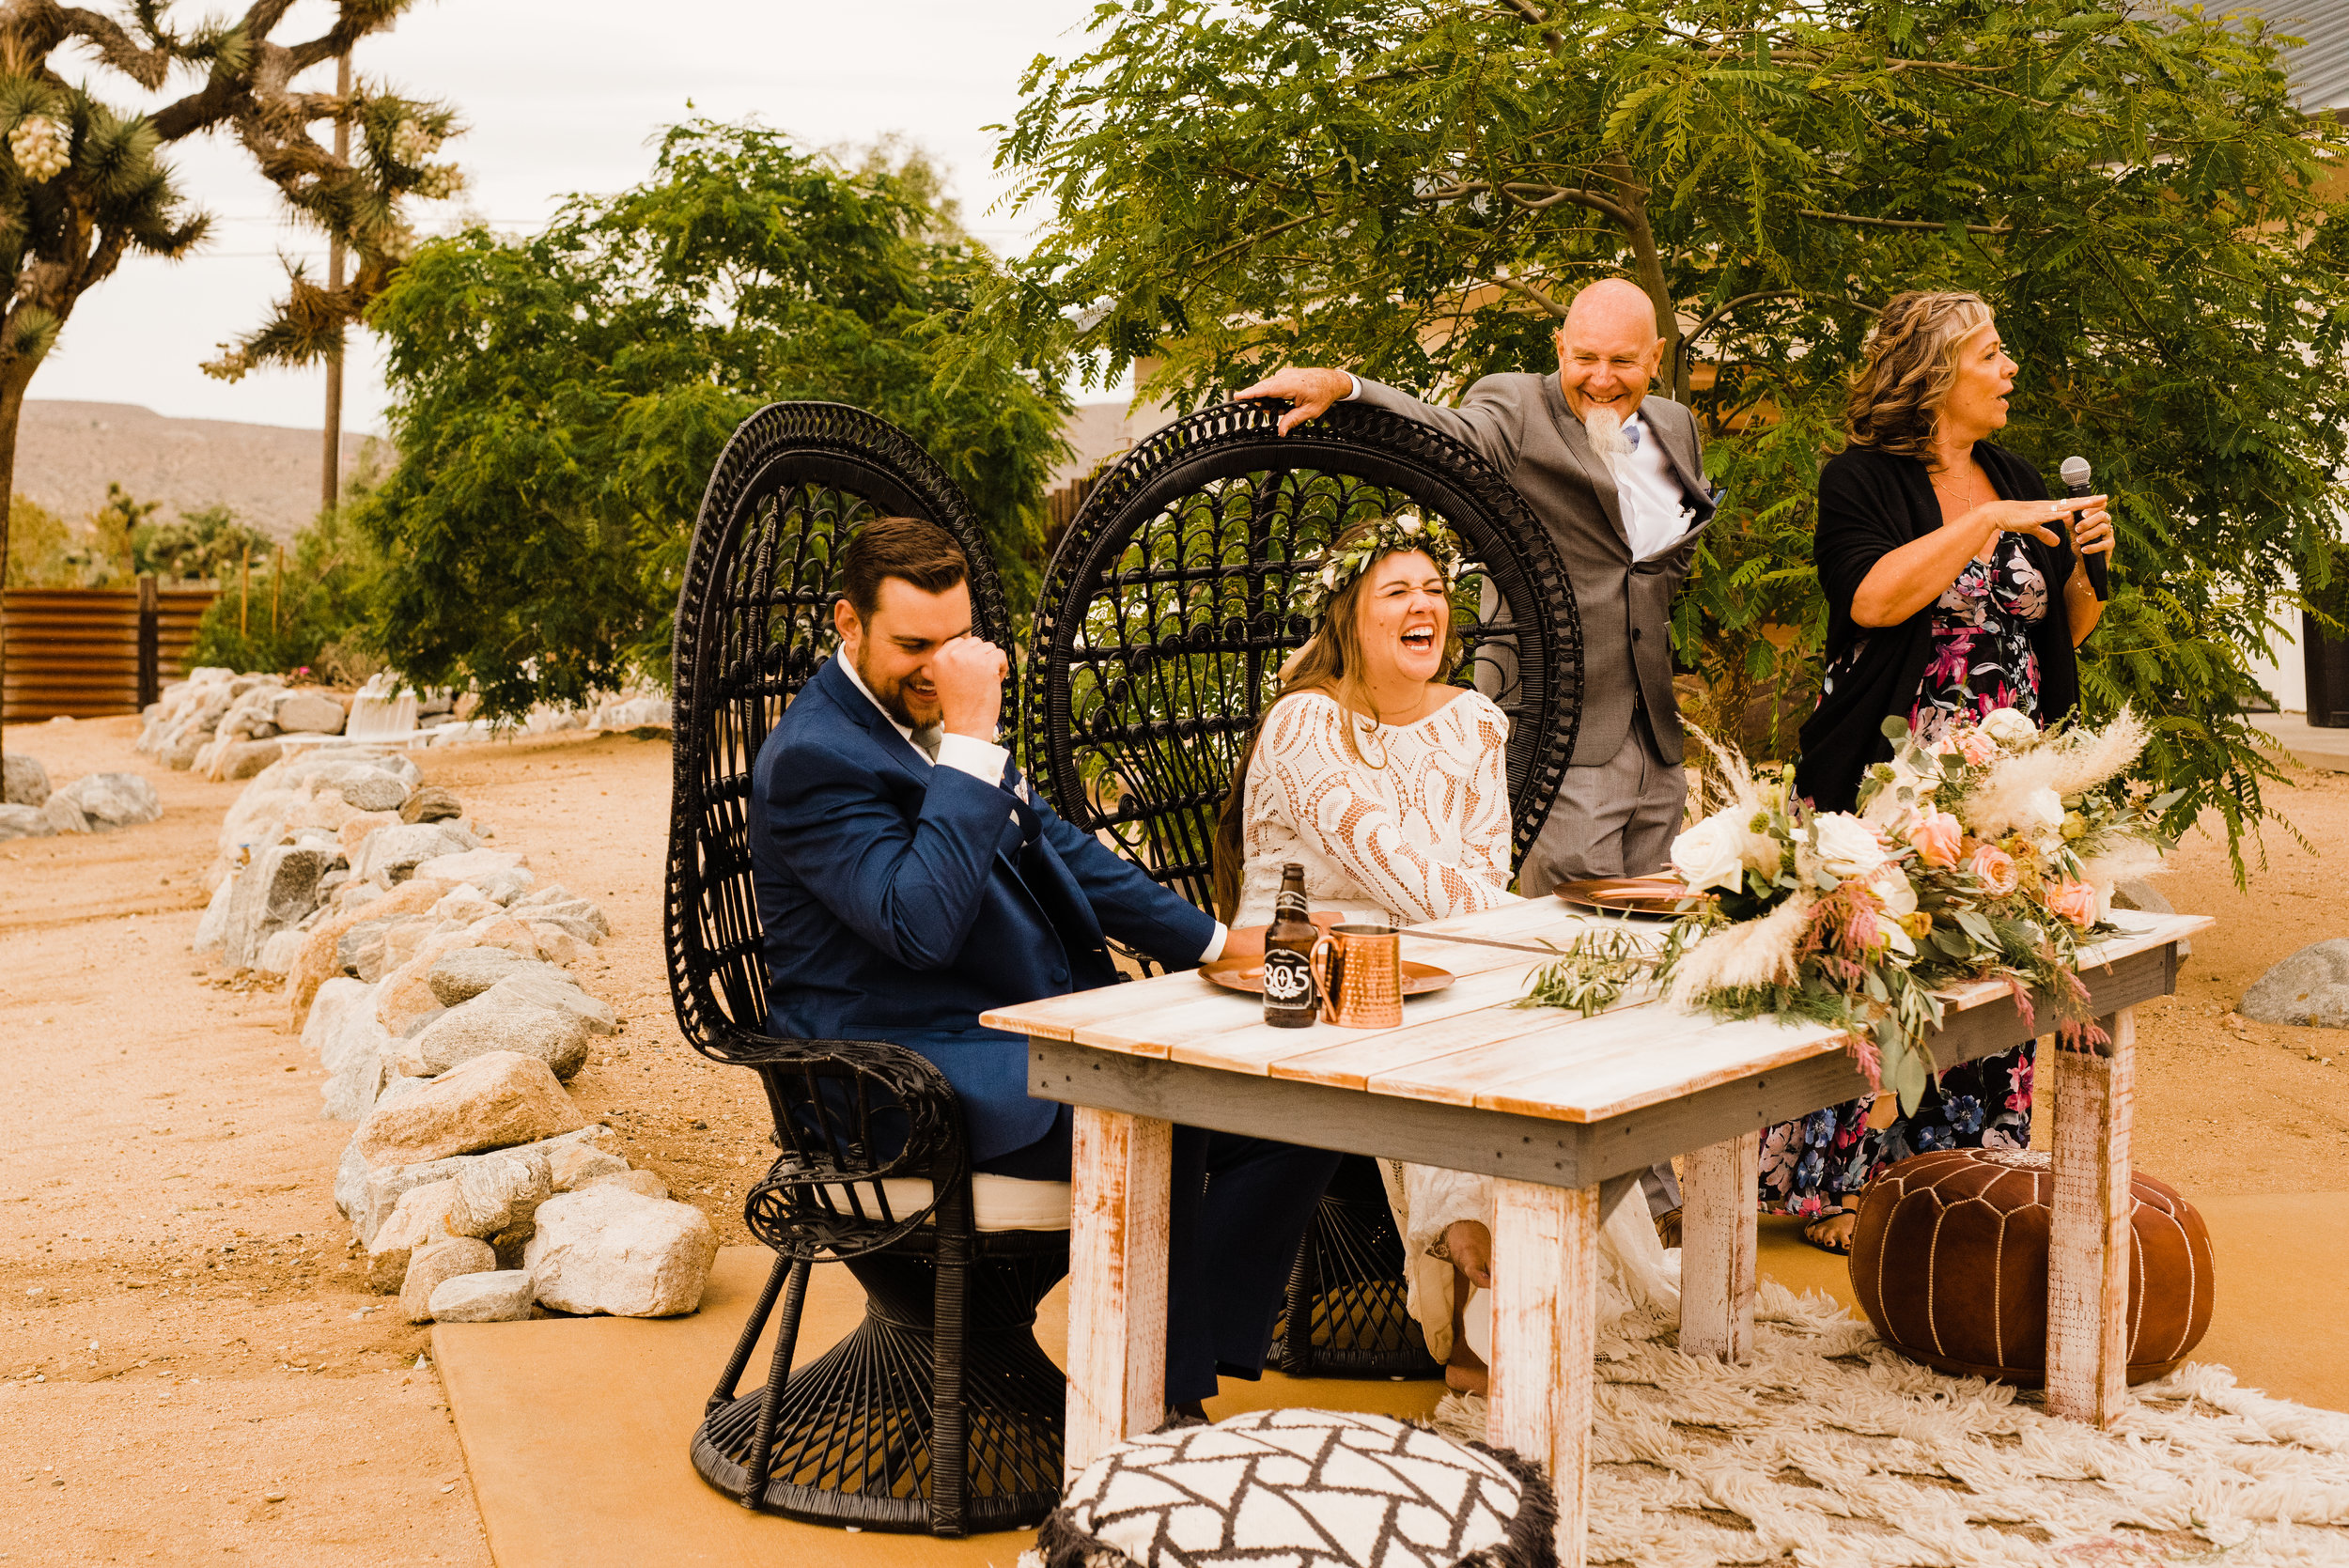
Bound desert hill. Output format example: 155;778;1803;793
13;396;1158;543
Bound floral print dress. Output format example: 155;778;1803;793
1765;537;2049;1217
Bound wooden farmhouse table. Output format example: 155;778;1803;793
981;898;2210;1564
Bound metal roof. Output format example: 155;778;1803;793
2235;0;2349;112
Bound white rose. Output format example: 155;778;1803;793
2025;786;2065;832
1670;812;1749;896
1980;706;2038;747
1811;812;1889;882
1319;564;1339;589
1869;865;1918;918
1876;915;1918;958
1398;514;1423;536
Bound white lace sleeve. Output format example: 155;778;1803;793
1256;694;1516;925
1456;696;1514;893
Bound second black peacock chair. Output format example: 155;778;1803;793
665;400;1066;1537
1022;397;1583;1380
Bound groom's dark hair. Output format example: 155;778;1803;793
840;516;970;622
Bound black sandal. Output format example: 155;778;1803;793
1800;1207;1857;1255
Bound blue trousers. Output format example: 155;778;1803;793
979;1105;1342;1405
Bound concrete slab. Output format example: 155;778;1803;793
2248;711;2349;772
441;1195;2349;1568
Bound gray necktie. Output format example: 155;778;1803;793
911;723;943;762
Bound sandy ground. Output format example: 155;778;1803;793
0;714;2342;1564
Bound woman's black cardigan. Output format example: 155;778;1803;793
1793;442;2077;813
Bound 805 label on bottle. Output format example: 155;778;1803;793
1261;951;1315;1004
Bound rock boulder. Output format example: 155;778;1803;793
0;803;51;841
525;1190;716;1318
430;1270;536;1323
2242;939;2349;1029
2;753;49;807
400;1236;497;1323
54;771;163;831
427;947;536;1007
353;1051;586;1168
272;691;348;735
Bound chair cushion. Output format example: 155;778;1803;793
1034;1407;1556;1568
1851;1148;2214;1386
814;1175;1073;1232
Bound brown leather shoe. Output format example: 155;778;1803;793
1655;1206;1683;1250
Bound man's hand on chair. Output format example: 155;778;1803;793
931;636;1007;739
1234;367;1354;435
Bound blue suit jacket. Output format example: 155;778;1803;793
751;655;1219;1161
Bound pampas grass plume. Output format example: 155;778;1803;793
1669;891;1816;1006
1961;748;2067;840
2048;707;2149;795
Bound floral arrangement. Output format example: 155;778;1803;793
1300;511;1478;617
1523;707;2180;1111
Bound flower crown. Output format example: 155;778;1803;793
1299;512;1479;619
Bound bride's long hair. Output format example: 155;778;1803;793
1207;521;1463;922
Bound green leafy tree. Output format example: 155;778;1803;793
132;500;272;584
989;0;2349;864
355;119;1067;717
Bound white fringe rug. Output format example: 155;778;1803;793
1430;1282;2349;1567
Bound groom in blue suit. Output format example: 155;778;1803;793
750;515;1340;1415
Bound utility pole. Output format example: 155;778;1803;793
320;50;352;518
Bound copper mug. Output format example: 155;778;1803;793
1309;924;1403;1028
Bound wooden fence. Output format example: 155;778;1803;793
1;582;217;722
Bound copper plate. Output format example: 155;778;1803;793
1199;956;1455;997
1553;876;1703;918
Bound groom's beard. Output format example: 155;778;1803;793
1582;404;1632;460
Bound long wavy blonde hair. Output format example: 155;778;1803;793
1207;521;1464;921
1844;290;1994;463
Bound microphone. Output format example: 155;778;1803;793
2059;455;2108;601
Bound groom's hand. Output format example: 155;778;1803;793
930;636;1007;739
1236;367;1354;435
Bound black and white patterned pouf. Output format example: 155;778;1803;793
1031;1407;1556;1568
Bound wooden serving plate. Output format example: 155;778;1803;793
1553;876;1702;919
1198;956;1456;997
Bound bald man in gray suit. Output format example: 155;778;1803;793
1239;278;1716;895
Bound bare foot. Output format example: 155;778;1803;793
1801;1207;1858;1255
1443;1358;1488;1397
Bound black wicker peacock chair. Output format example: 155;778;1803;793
666;401;1066;1537
1022;398;1583;1381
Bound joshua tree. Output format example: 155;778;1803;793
0;0;459;764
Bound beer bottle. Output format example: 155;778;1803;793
1262;862;1319;1028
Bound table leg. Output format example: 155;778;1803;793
1065;1106;1173;1482
1680;1131;1758;1363
2046;1010;2134;1426
1488;1179;1598;1567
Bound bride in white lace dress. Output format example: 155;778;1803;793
1214;513;1678;1395
1209;514;1512;1392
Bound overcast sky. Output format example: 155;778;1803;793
33;0;1101;434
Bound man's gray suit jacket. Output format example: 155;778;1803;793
1353;372;1715;768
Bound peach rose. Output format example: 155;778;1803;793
1906;804;1962;870
2046;877;2099;930
1955;729;1998;766
1968;843;2019;898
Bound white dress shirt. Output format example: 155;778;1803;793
1340;377;1695;561
838;654;1226;960
1612;412;1699;563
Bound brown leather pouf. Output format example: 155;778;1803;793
1849;1149;2215;1387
